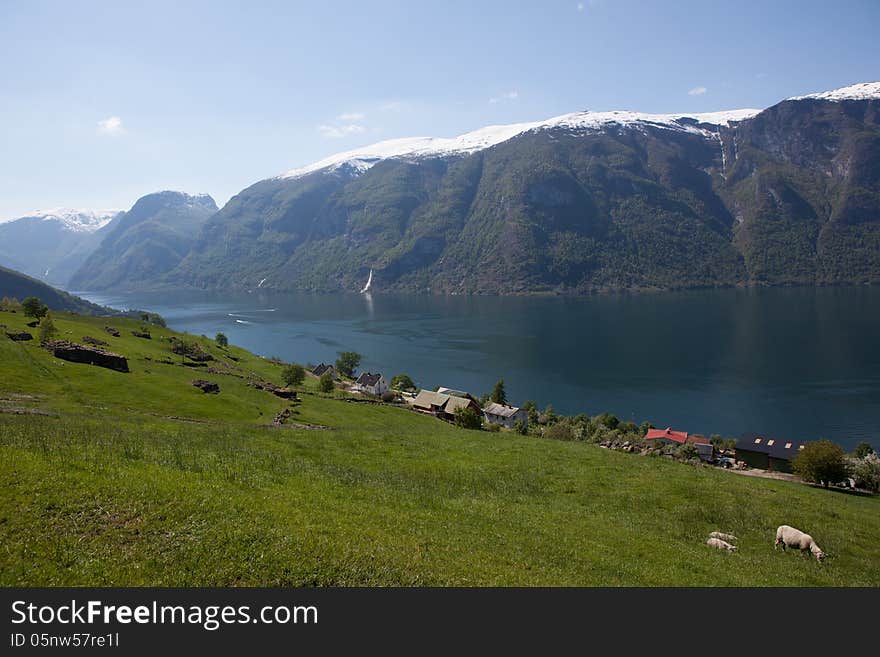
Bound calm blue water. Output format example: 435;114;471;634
79;287;880;451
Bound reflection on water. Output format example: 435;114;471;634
79;287;880;450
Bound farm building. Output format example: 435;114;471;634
483;402;528;428
409;388;482;422
735;435;807;473
354;372;388;396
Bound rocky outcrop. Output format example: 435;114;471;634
42;340;129;372
131;329;151;339
6;330;33;341
104;326;120;337
82;335;109;347
190;379;220;394
248;380;298;399
170;339;213;362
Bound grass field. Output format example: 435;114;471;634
1;309;879;586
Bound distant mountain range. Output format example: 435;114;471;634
0;209;121;287
68;191;217;291
2;81;878;295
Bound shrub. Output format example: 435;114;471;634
454;407;482;430
281;363;305;387
381;390;396;403
484;421;502;433
318;372;335;393
793;439;850;489
545;422;574;441
38;312;58;342
215;332;229;348
513;420;529;435
677;443;699;461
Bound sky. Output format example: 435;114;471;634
1;0;878;220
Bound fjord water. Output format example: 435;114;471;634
81;287;880;450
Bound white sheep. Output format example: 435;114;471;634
709;531;738;542
774;525;826;561
706;537;737;552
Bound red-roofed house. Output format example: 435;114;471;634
645;428;714;460
644;427;689;445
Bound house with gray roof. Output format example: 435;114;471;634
483;402;528;428
354;371;388;396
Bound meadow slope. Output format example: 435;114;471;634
1;309;878;586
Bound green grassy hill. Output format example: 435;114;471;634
0;265;115;315
1;309;878;585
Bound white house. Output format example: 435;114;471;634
483;402;528;428
354;372;388;396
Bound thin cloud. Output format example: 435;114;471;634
338;112;365;121
489;90;519;104
317;123;366;139
688;86;708;96
97;116;125;136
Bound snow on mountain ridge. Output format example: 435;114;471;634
787;81;880;102
0;208;121;232
279;108;762;181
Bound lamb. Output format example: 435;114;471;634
774;525;826;561
706;537;737;552
709;531;738;542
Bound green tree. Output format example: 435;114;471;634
854;442;875;459
22;296;47;320
522;400;538;425
38;312;58;342
390;373;416;391
318;371;335;393
513;419;529;435
215;332;228;348
281;363;305;388
850;454;880;492
335;351;361;378
793;439;849;489
489;379;507;405
545;421;574;441
454;406;483;430
538;404;558;425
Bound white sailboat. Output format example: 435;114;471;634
359;268;373;294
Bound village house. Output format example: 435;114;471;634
735;434;806;473
409;388;482;422
311;363;337;379
644;427;714;461
483;402;528;428
354;372;388;396
644;427;689;446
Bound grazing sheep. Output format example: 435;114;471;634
709;531;738;542
774;525;826;561
706;537;737;552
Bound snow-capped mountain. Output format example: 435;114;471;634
279;81;879;184
165;80;880;295
280;109;763;181
787;81;880;102
1;208;121;232
0;209;124;287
